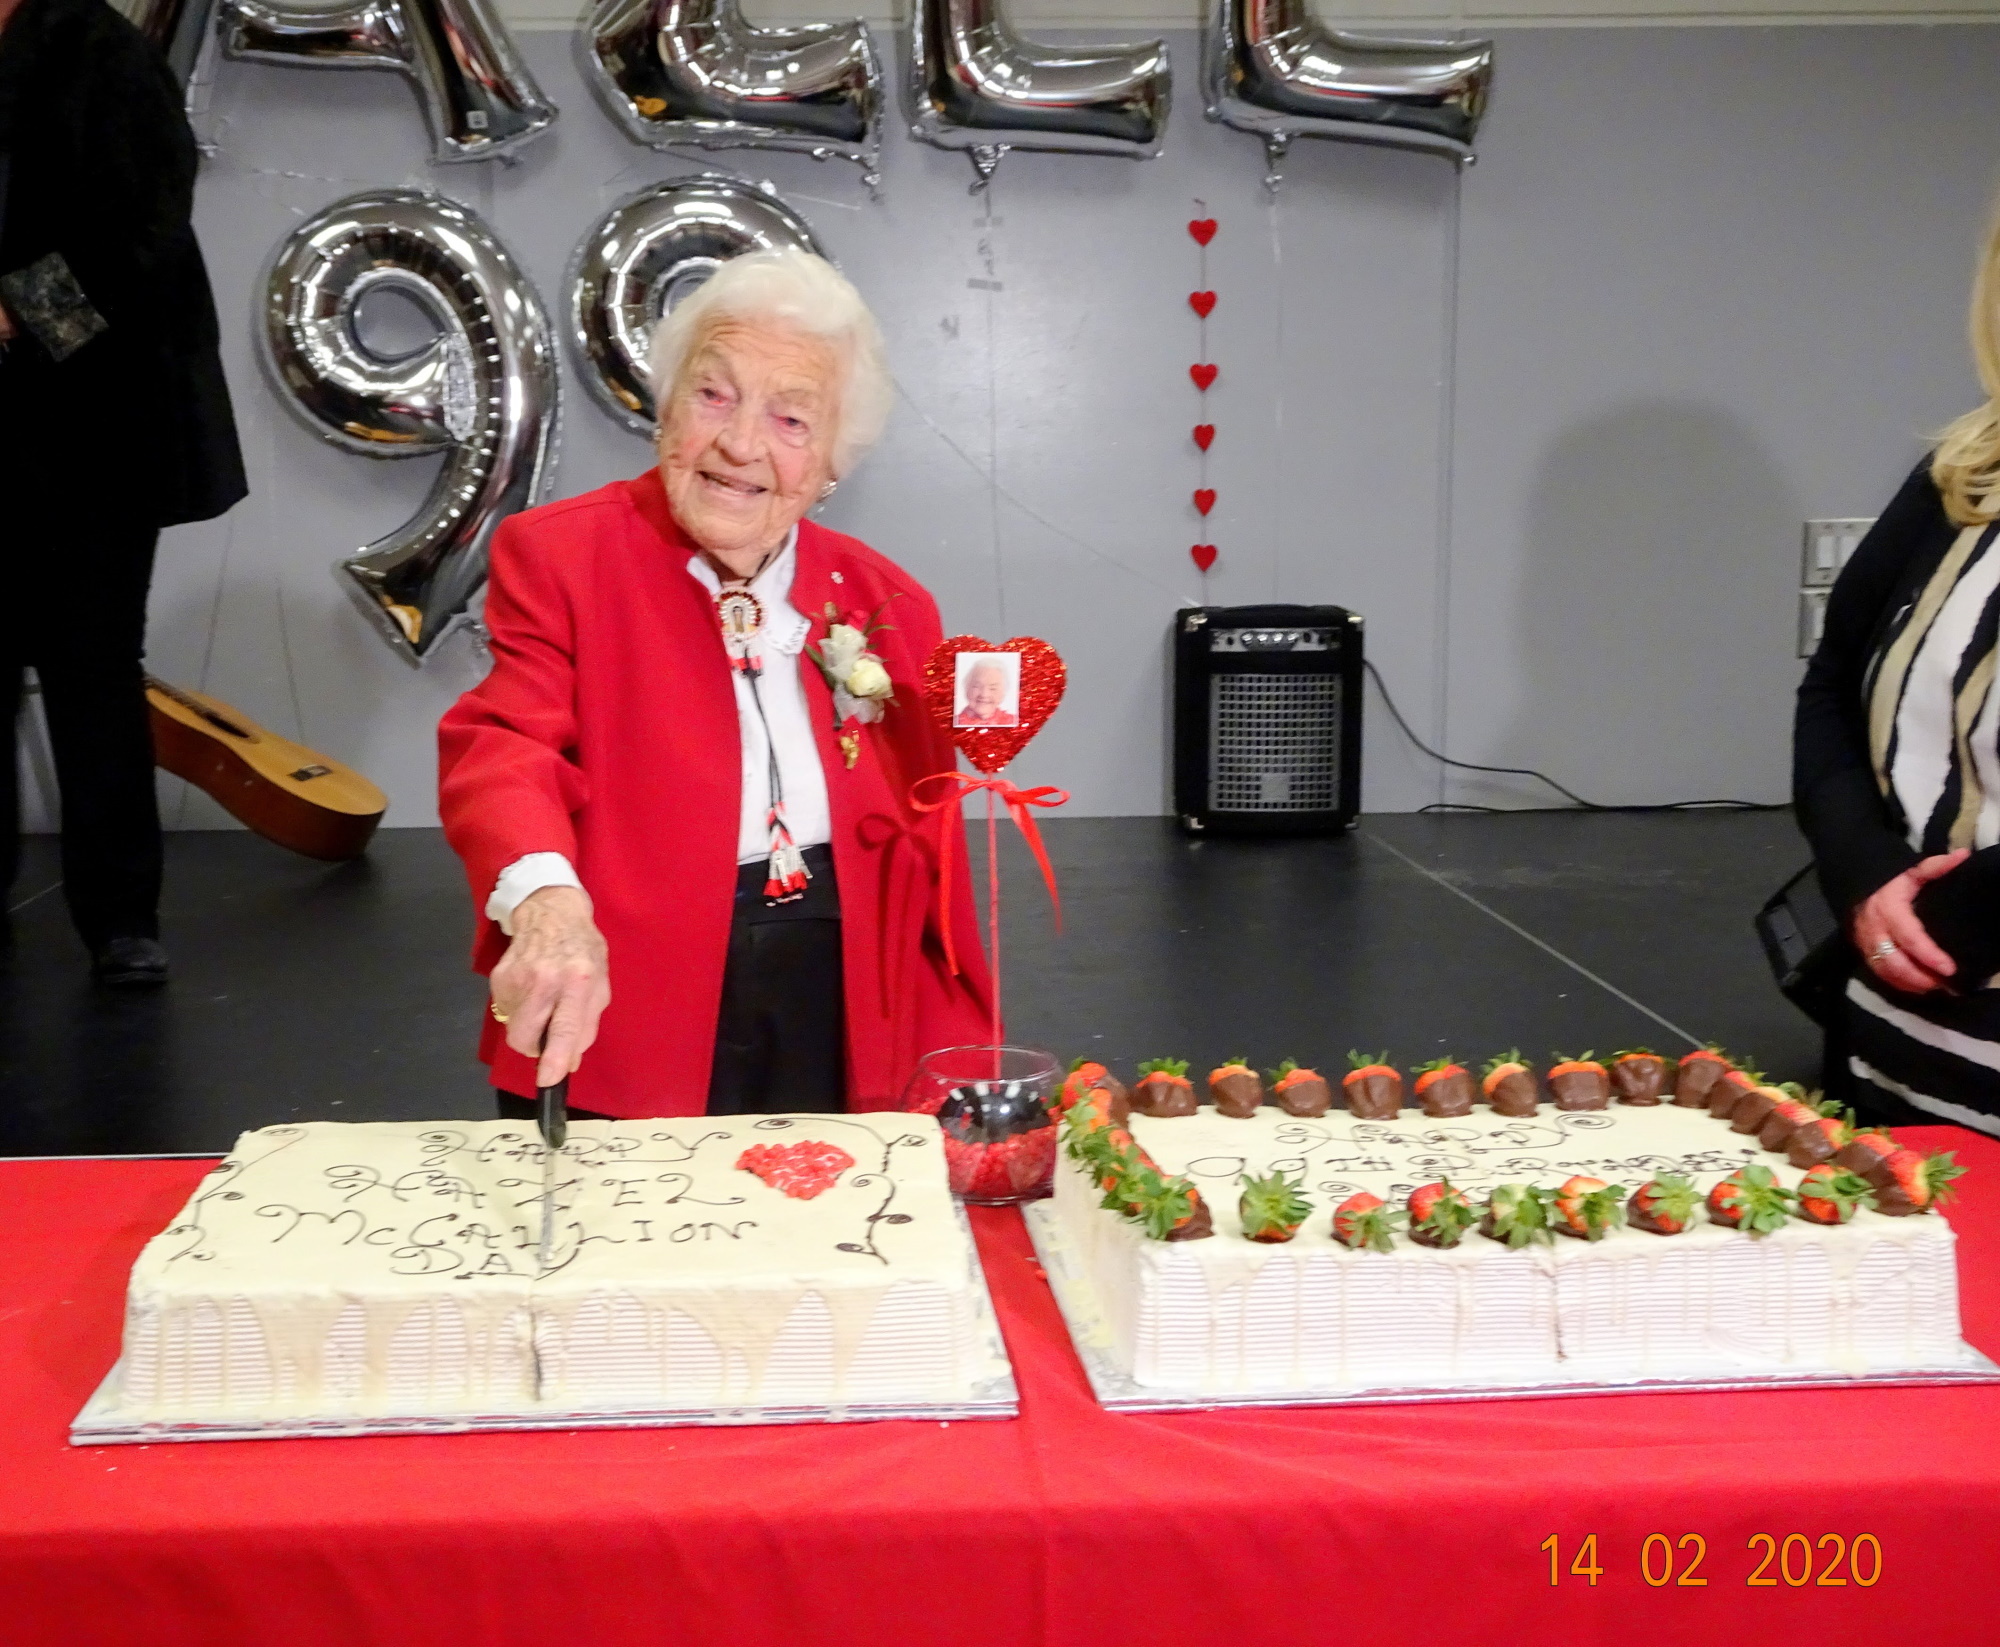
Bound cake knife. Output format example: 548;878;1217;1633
536;1073;568;1269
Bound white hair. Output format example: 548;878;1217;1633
645;246;892;479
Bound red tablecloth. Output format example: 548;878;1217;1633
5;1126;2000;1645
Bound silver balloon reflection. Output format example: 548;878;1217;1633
908;0;1171;185
259;190;560;665
1205;0;1492;182
220;0;555;162
566;175;824;436
583;0;881;182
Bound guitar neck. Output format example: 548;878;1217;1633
144;675;253;741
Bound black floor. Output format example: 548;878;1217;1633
0;812;1822;1157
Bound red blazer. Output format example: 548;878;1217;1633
437;470;994;1117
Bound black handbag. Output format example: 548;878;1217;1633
1755;863;1853;1028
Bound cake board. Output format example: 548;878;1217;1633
1022;1201;2000;1413
72;1203;1018;1444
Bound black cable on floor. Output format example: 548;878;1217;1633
1362;659;1789;816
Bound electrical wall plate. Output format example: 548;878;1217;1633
1803;519;1875;588
1799;588;1830;659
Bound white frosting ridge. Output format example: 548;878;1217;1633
1052;1101;1969;1392
116;1113;996;1422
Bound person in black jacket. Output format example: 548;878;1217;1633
0;0;245;983
1794;210;2000;1137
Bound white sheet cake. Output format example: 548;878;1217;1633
1049;1101;1969;1394
112;1113;1003;1426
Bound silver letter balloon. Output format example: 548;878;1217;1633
258;190;560;665
908;0;1171;186
1204;0;1492;183
583;0;881;182
218;0;555;162
566;175;825;436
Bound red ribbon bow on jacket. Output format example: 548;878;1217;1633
908;771;1069;977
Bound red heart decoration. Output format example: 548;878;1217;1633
1188;218;1218;247
1193;424;1215;452
1188;291;1217;320
1194;489;1216;516
1191;544;1218;572
924;635;1067;776
1189;363;1218;392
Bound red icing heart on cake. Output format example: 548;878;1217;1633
736;1140;855;1200
1189;363;1218;392
1188;291;1217;319
1192;424;1214;451
1188;218;1218;246
1191;544;1218;572
1194;489;1216;516
924;634;1067;775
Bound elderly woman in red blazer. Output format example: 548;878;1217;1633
438;249;992;1119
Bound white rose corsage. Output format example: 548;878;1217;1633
806;599;898;767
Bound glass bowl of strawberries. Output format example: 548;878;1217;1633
900;1045;1064;1206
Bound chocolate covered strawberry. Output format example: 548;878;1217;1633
1610;1048;1668;1105
1706;1164;1796;1237
1481;1050;1540;1117
1757;1087;1824;1152
1627;1175;1700;1235
1835;1128;1899;1179
1342;1051;1404;1119
1209;1058;1266;1119
1788;1103;1854;1169
1872;1149;1966;1217
1414;1058;1477;1118
1239;1169;1312;1243
1407;1179;1477;1248
1547;1053;1612;1111
1552;1175;1625;1240
1481;1183;1555;1248
1672;1046;1733;1107
1130;1058;1198;1118
1727;1081;1787;1137
1795;1165;1876;1226
1268;1059;1332;1118
1332;1190;1402;1253
1706;1065;1761;1120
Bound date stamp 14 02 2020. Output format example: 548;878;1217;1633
1541;1532;1884;1590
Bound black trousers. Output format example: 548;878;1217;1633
0;507;163;948
498;845;846;1120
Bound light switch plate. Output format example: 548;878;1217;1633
1799;588;1830;658
1803;519;1875;587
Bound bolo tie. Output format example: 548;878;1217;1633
714;583;812;904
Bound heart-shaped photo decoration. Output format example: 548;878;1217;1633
924;635;1067;775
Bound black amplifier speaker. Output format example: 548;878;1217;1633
1172;604;1364;836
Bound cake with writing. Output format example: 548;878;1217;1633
1043;1053;1976;1396
108;1112;1006;1428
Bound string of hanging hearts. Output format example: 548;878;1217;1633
1189;214;1219;576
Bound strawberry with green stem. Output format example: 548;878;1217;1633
1209;1057;1265;1119
1547;1052;1611;1112
1551;1175;1625;1240
1609;1047;1668;1105
1414;1057;1477;1118
1481;1183;1556;1247
1707;1164;1797;1236
1481;1050;1539;1117
1342;1051;1404;1119
1706;1063;1763;1121
1267;1058;1332;1118
1131;1057;1198;1118
1727;1079;1789;1138
1757;1085;1824;1153
1671;1046;1733;1108
1239;1169;1313;1243
1407;1179;1477;1248
1873;1149;1966;1217
1788;1101;1855;1169
1627;1175;1700;1235
1835;1127;1899;1179
1332;1191;1402;1253
1795;1165;1876;1226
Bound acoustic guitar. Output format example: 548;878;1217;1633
145;676;387;862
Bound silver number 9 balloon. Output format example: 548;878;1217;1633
221;0;556;162
908;0;1171;186
1205;0;1493;183
259;189;561;665
583;0;881;183
566;175;824;436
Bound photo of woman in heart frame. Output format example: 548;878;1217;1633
954;652;1021;729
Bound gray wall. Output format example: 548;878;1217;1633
76;24;2000;832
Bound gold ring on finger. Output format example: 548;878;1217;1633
490;1001;510;1025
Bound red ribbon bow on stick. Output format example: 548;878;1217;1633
909;771;1069;980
